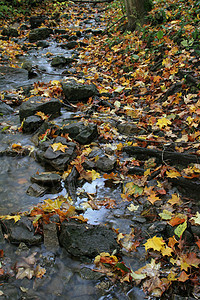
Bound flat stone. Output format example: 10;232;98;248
26;183;48;197
19;96;61;121
31;172;61;186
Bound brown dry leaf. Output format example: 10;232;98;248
178;271;190;282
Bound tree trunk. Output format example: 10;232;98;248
124;0;152;31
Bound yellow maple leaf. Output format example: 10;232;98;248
156;117;172;129
161;246;173;256
51;142;68;153
144;236;165;252
86;169;101;181
166;169;181;178
147;192;161;204
168;193;181;205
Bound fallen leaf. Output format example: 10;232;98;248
174;220;187;238
178;271;190;282
190;212;200;225
51;142;68;152
144;236;165;252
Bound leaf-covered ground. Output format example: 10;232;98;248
0;0;200;298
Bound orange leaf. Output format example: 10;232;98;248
196;239;200;249
169;217;186;227
168;236;178;248
178;271;190;282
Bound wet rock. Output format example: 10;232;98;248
62;80;98;102
76;124;98;145
36;40;49;48
29;27;53;42
21;61;33;73
127;286;146;300
30;15;47;29
31;172;61;186
59;220;120;258
23;115;44;133
1;27;19;37
26;183;48;197
62;121;85;138
19;96;61;122
43;222;59;252
191;225;200;237
62;122;98;144
60;41;78;49
96;155;117;172
36;139;77;171
0;101;14;115
79;267;104;280
0;66;28;91
51;56;75;67
2;216;42;246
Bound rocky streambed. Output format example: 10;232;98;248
0;1;199;300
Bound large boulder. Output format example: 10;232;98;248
59;220;120;258
19;96;61;121
62;80;98;102
29;27;53;42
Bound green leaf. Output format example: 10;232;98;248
115;262;130;273
181;40;188;47
132;54;139;60
157;30;163;40
174;220;187;238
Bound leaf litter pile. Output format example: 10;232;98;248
0;0;200;298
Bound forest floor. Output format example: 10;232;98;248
0;0;200;299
